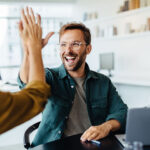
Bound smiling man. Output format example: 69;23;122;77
18;22;128;147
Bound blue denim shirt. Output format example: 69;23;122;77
17;64;128;147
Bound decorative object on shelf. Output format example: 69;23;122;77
119;0;142;12
146;17;150;30
82;11;98;21
124;0;130;11
83;12;88;21
129;0;140;10
113;26;118;36
119;0;129;12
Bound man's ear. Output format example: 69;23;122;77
86;44;92;55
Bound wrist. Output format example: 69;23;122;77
103;121;113;132
106;123;113;131
29;50;42;57
28;41;42;49
28;44;42;53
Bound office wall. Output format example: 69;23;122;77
72;0;150;108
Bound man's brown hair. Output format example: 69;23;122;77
59;22;91;45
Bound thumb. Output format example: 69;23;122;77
18;20;23;34
42;32;54;47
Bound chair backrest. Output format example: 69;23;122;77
24;121;41;149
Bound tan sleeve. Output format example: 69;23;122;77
0;80;50;134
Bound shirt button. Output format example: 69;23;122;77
58;131;61;134
65;116;68;119
71;85;74;88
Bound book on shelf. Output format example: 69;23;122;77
129;0;140;10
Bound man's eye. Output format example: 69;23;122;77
61;44;66;47
73;43;80;46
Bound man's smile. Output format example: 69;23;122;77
64;55;78;66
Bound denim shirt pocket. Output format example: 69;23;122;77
91;97;108;122
42;95;70;129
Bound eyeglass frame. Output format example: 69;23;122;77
56;41;88;51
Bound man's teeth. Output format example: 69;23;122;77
66;56;75;60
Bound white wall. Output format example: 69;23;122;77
73;0;150;108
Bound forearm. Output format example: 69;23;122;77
20;50;30;83
103;119;121;132
0;81;50;134
28;45;45;82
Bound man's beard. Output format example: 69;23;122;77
62;48;86;71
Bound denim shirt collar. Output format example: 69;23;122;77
58;64;67;79
58;63;98;80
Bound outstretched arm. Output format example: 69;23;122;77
19;8;54;83
0;7;52;134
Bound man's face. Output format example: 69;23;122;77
59;29;89;71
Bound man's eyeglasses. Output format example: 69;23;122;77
57;42;87;51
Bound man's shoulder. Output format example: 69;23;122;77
90;70;110;81
44;66;61;76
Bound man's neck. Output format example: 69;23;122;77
68;63;86;78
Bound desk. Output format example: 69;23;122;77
30;134;123;150
0;80;19;92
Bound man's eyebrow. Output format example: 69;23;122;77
60;41;67;43
72;40;82;43
60;40;81;43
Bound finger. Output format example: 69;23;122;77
42;32;54;47
80;132;87;141
18;20;23;36
30;7;36;24
87;132;98;141
94;134;103;141
81;130;93;141
37;14;41;26
21;8;28;27
37;26;42;40
85;131;94;141
26;6;33;26
81;129;89;140
17;20;23;32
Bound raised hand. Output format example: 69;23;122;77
18;7;42;53
42;32;54;47
18;8;54;54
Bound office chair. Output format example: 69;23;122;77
24;121;41;149
0;73;2;80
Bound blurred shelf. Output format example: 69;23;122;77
0;65;20;69
85;6;150;25
111;76;150;87
92;31;150;41
0;80;19;92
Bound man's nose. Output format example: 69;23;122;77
65;44;72;53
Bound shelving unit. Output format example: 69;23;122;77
85;6;150;24
111;76;150;87
85;6;150;40
92;31;150;41
83;6;150;85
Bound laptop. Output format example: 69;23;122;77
125;107;150;146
